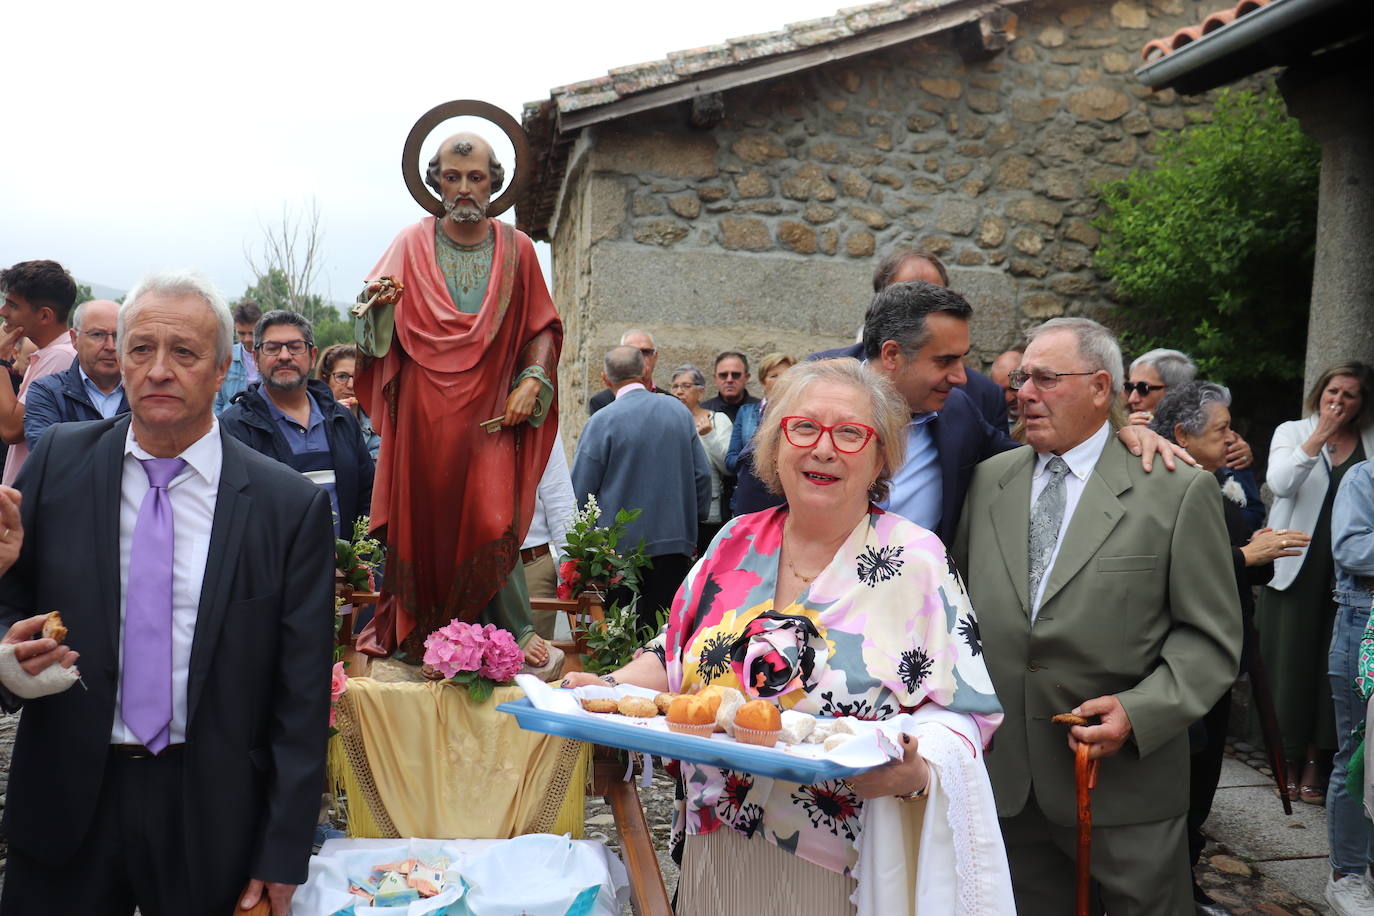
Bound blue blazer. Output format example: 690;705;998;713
23;359;129;450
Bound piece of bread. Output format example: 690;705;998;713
581;698;619;714
779;709;816;745
42;612;66;644
618;696;658;718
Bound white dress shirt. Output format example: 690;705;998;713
111;420;222;745
522;429;576;559
1029;420;1112;621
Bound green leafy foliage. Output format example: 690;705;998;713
240;267;352;350
576;603;669;676
558;495;651;599
335;514;384;591
1094;88;1319;387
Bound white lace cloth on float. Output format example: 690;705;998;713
852;706;1015;915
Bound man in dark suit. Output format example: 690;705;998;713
23;298;130;449
0;269;335;916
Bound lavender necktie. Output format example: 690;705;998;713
122;456;186;754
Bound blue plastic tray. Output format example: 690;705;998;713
497;697;875;784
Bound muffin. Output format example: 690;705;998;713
733;699;783;747
666;695;716;738
653;692;680;715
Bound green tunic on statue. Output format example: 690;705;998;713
357;222;553;652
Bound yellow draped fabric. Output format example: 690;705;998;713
327;679;588;840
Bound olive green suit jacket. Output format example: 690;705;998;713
952;438;1242;827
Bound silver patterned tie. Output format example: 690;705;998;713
1028;456;1071;607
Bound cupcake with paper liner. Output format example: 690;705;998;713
732;699;782;747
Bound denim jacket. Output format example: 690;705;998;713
1333;459;1374;609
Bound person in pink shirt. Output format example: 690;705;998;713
0;260;79;485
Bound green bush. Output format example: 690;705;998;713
1094;88;1320;387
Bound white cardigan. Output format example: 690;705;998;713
1265;416;1374;591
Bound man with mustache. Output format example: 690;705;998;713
353;132;561;673
219;310;373;537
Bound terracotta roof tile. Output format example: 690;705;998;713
1141;0;1272;62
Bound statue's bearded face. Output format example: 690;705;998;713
437;145;492;225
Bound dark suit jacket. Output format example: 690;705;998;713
22;359;129;450
0;417;335;906
732;385;1017;543
808;342;1010;430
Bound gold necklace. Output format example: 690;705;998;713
782;521;835;584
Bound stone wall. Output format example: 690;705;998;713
550;0;1228;447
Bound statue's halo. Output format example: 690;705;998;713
402;99;532;219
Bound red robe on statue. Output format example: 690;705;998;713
355;217;561;657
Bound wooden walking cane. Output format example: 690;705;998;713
1054;714;1100;916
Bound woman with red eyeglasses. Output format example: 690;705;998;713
564;358;1011;914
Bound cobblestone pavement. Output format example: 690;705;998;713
0;715;1333;914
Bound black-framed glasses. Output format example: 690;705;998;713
78;330;116;345
331;372;354;384
257;339;309;357
1123;381;1166;397
717;371;744;380
1008;368;1097;391
780;416;877;453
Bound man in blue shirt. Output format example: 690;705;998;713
219;310;373;536
214;300;261;414
23;299;129;448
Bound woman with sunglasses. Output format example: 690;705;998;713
1258;362;1374;807
565;358;1011;914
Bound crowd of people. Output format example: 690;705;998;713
0;127;1369;916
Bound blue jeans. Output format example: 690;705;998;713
1327;600;1374;874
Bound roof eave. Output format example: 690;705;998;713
1134;0;1356;94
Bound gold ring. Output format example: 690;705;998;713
1282;540;1288;548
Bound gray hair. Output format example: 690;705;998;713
620;328;655;347
120;269;234;364
603;346;645;386
253;309;315;350
1149;381;1232;442
752;358;908;503
1130;348;1197;388
671;364;705;388
1026;317;1124;397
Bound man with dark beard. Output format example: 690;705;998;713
352;132;561;672
219;310;373;537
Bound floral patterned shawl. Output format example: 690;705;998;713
662;505;1002;876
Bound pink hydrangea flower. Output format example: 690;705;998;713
423;620;486;679
478;625;524;682
329;661;348;727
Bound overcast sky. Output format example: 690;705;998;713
2;0;847;304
